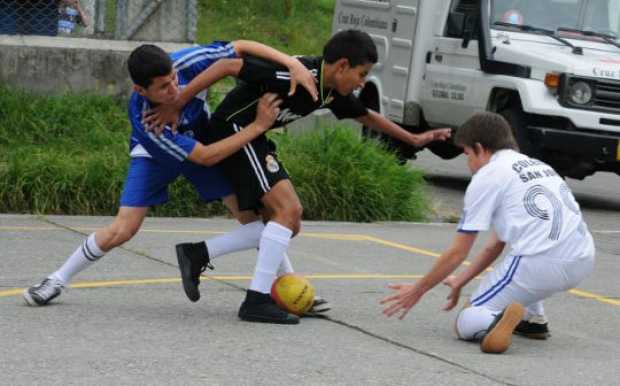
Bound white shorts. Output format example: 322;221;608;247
469;230;595;311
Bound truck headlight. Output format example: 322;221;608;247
569;81;593;105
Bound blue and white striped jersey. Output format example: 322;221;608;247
127;41;238;160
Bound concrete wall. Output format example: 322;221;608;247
0;35;190;97
115;0;197;43
0;35;359;133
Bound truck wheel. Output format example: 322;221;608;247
499;105;535;156
359;87;416;164
426;139;462;160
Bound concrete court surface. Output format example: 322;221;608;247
1;214;619;386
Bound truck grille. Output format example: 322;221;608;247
593;79;620;111
560;75;620;114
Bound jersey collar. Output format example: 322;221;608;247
319;60;334;106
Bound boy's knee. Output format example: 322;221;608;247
455;305;496;341
283;202;303;235
108;220;140;246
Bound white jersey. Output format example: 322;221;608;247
458;149;587;256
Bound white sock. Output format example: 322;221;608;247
524;302;547;323
249;222;292;294
50;233;105;285
455;306;497;341
206;220;265;258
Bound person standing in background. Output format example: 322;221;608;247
58;0;90;35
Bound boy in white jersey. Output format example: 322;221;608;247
381;112;595;354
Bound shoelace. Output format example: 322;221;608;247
35;279;63;299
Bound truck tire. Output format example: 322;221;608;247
426;138;463;159
499;105;535;156
359;86;416;164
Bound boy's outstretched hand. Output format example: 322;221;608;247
380;283;425;320
442;275;462;311
414;128;452;147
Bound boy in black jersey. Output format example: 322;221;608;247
148;30;451;324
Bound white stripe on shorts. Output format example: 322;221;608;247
233;123;270;193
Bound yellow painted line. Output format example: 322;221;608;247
0;274;424;299
617;140;620;161
363;235;440;258
569;288;620;306
2;226;616;307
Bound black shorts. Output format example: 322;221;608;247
206;118;289;211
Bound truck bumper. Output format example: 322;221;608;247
528;126;620;163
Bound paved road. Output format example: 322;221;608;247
1;213;618;386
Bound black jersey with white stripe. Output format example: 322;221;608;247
211;55;368;128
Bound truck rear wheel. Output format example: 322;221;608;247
499;105;535;156
359;86;416;164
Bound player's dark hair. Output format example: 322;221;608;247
323;29;378;67
127;44;173;88
455;112;519;153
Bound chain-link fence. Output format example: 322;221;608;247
0;0;198;42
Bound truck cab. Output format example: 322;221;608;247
333;0;620;179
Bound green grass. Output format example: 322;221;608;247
0;0;432;221
196;0;336;55
0;87;225;217
0;87;429;221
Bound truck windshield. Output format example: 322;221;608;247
491;0;620;42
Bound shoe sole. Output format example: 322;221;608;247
481;303;525;354
176;245;200;302
514;331;550;340
238;312;300;325
23;289;41;306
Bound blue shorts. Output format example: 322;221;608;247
120;157;233;207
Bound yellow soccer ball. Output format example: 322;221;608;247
270;274;315;316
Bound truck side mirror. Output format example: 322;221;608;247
446;12;466;38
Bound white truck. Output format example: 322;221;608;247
332;0;620;179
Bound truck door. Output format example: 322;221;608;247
332;0;418;123
422;0;483;127
386;0;419;122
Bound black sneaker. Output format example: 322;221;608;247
514;320;551;340
238;290;300;324
480;303;525;354
175;242;213;302
23;277;64;306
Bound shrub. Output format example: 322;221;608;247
0;88;429;221
274;127;429;222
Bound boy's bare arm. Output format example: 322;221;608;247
187;93;281;166
356;110;451;147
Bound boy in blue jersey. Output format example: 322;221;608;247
24;40;318;307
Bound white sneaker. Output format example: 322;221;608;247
23;278;65;306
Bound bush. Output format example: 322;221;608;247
0;88;429;221
274;127;429;222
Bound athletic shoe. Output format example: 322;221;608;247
514;320;551;340
175;242;213;302
303;296;331;317
23;277;64;306
480;303;525;354
238;290;300;324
